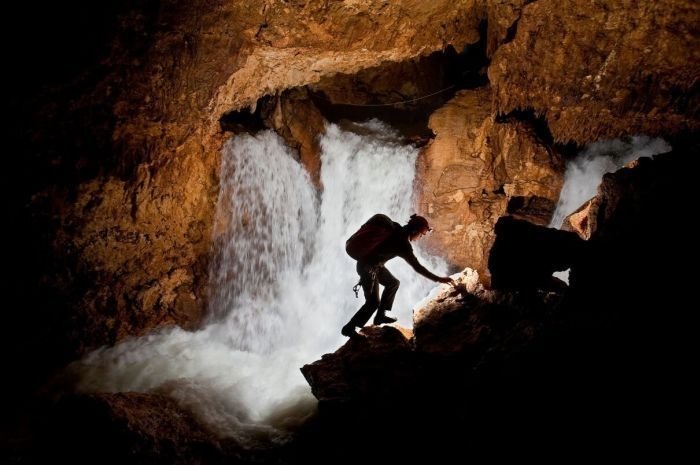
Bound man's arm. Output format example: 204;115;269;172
403;253;455;285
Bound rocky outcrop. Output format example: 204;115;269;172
488;216;584;291
260;88;326;188
302;269;565;402
566;150;696;305
208;0;483;117
563;155;676;244
484;0;529;57
561;198;596;239
489;0;700;144
301;325;415;402
45;153;213;351
299;150;697;460
415;87;564;284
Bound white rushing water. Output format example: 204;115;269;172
549;135;671;229
549;135;671;283
67;120;448;445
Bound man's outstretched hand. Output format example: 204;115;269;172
438;276;456;286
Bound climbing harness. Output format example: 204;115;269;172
353;280;361;298
352;267;378;298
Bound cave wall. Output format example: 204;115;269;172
415;87;563;282
11;0;698;372
489;0;700;143
14;0;486;371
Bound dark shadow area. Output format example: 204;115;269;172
286;143;697;463
309;26;489;140
221;29;490;145
496;108;581;158
2;3;155;460
219;97;273;134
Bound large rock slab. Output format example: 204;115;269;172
416;87;564;284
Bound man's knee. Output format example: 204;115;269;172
387;278;400;290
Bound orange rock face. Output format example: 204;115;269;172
208;0;483;117
489;0;700;144
40;0;485;353
260;88;326;188
53;150;214;346
25;0;698;357
415;88;564;284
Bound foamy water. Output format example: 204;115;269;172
66;120;449;445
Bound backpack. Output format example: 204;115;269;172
345;214;396;260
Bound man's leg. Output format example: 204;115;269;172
342;264;379;336
374;266;399;324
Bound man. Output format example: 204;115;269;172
342;214;455;338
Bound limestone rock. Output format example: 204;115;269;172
209;0;484;117
300;325;415;402
489;0;700;144
412;268;488;355
50;150;214;350
260;88;326;188
415;87;564;284
487;216;584;291
303;268;565;402
485;0;530;57
562;198;597;240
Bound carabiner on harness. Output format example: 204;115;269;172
352;281;361;298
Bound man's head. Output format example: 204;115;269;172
406;214;431;241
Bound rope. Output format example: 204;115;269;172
332;84;456;107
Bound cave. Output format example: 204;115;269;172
4;1;698;464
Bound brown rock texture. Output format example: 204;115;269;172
302;268;565;402
7;1;699;462
415;87;564;284
484;0;529;57
208;0;483;117
49;151;213;349
411;268;489;355
300;325;415;402
562;198;597;239
562;152;692;248
260;88;326;188
14;0;698;390
489;0;700;144
30;0;485;357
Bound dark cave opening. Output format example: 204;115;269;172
308;35;489;140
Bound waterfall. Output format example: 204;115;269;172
66;120;447;445
550;135;671;229
549;135;671;284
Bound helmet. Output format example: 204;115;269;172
407;214;432;233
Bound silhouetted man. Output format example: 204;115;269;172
342;214;455;338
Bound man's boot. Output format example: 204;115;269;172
341;322;360;338
373;309;397;325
